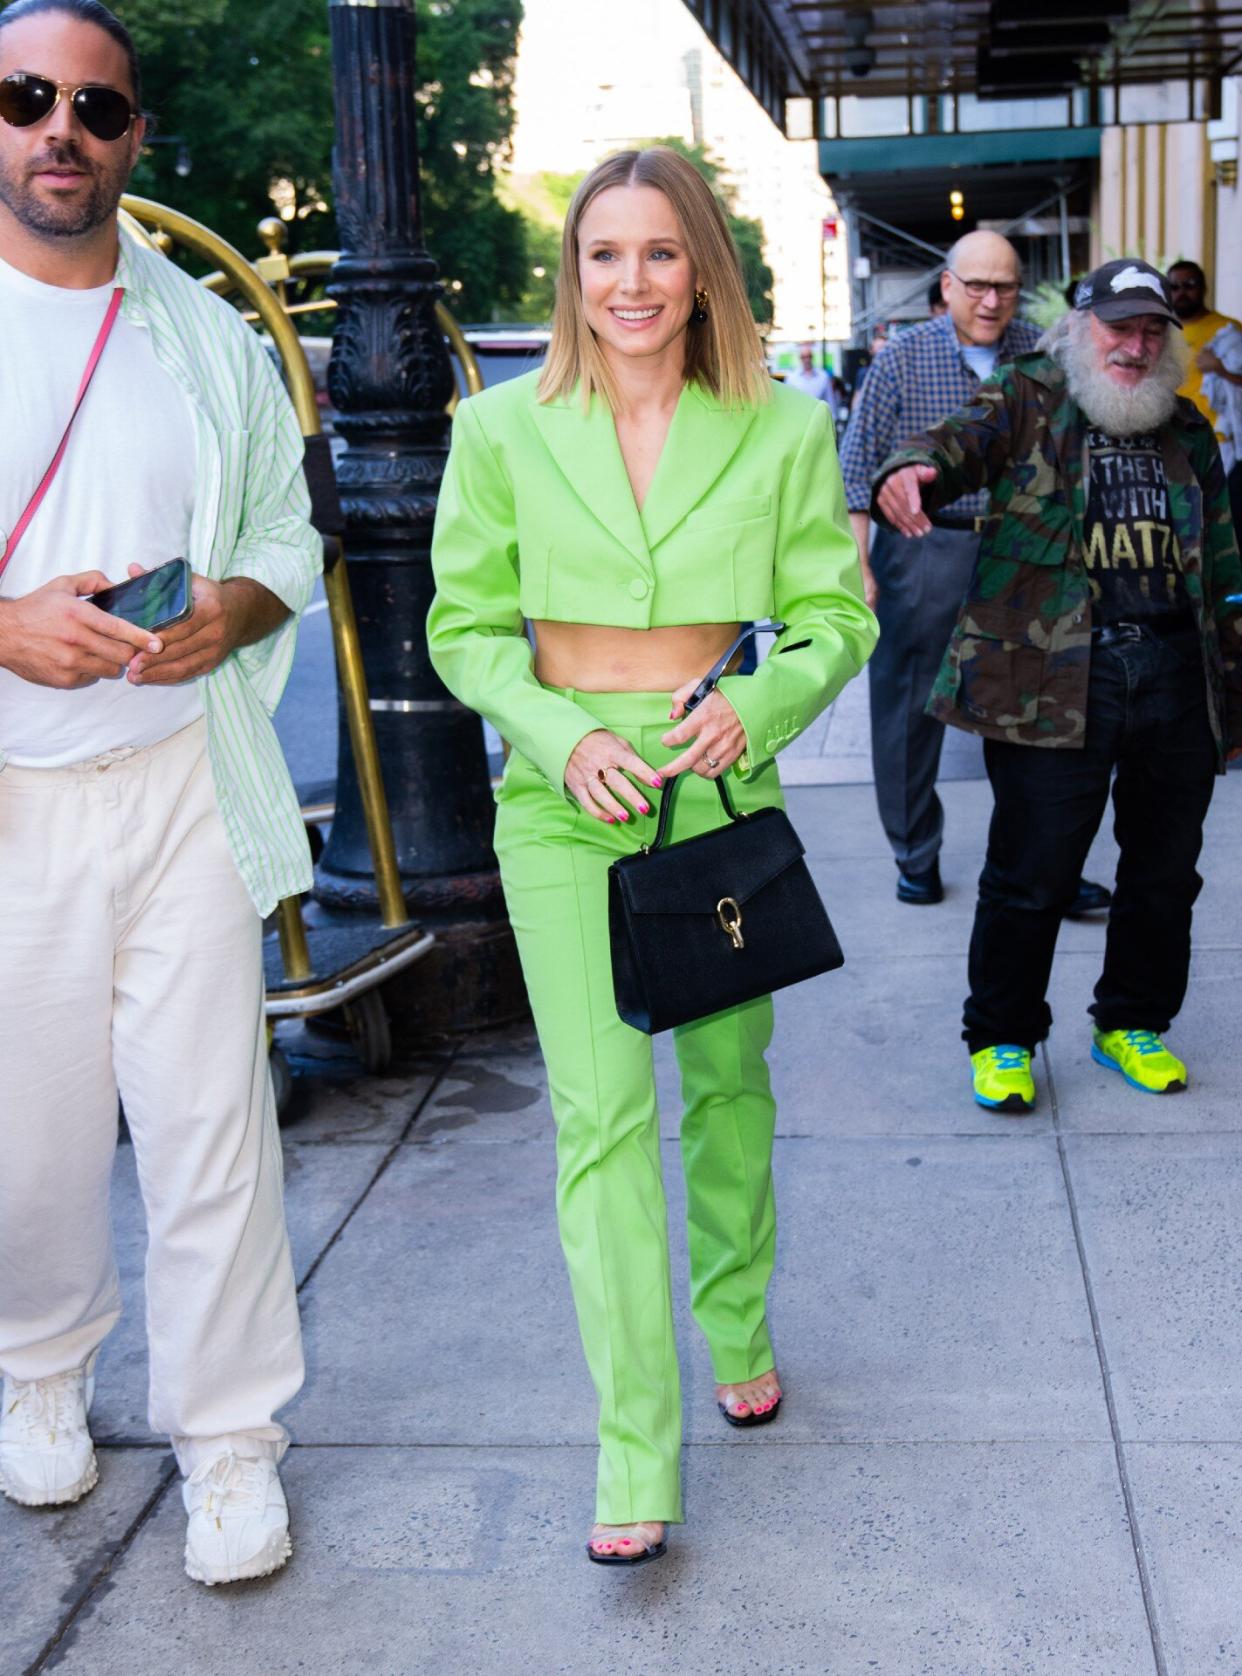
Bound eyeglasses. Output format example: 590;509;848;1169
0;73;136;143
949;272;1021;301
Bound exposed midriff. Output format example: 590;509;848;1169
531;620;741;694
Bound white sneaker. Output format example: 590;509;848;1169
0;1363;98;1507
182;1450;292;1585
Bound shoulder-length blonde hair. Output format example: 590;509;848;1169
538;147;769;411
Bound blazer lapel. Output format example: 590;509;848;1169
640;382;758;550
529;390;649;562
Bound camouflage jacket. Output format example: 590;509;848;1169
871;350;1242;765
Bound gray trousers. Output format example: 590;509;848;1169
868;523;980;874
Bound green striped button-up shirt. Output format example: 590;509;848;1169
2;229;322;916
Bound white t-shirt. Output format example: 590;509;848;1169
961;341;999;382
0;254;202;767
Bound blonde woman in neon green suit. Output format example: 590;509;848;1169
428;148;877;1566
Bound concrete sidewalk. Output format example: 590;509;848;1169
7;756;1242;1675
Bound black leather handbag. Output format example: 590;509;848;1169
608;771;844;1034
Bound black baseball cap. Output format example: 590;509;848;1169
1073;259;1181;328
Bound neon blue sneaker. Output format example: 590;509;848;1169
970;1045;1035;1112
1092;1029;1187;1094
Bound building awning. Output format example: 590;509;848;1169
681;2;1242;134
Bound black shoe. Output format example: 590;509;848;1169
717;1396;782;1430
1064;876;1112;920
896;861;943;905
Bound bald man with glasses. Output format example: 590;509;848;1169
841;230;1109;920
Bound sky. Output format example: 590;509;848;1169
510;0;705;175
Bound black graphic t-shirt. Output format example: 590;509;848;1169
1081;429;1191;626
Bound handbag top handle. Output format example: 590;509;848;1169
647;771;744;853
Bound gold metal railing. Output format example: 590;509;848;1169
118;195;409;950
199;217;485;407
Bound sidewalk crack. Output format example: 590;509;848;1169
296;1042;462;1296
1043;1040;1167;1676
24;1456;177;1675
25;1047;464;1673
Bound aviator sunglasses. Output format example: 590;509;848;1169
0;72;136;142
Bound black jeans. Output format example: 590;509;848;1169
963;626;1217;1053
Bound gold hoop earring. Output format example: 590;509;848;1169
692;288;709;324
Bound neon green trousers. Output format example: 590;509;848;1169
493;689;783;1525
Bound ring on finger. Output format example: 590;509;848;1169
596;766;618;785
704;755;720;770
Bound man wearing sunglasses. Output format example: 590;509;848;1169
840;230;1110;923
1167;260;1242;541
1166;261;1241;438
0;0;319;1587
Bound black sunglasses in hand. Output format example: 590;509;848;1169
0;72;136;143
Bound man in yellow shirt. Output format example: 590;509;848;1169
1167;260;1242;434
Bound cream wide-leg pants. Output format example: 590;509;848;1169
0;718;303;1472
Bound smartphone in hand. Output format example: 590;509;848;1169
89;558;193;633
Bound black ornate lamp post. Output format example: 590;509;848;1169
317;0;522;1037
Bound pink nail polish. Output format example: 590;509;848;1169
605;816;615;824
652;775;663;788
619;812;628;822
638;804;650;816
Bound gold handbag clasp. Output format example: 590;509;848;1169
716;896;744;950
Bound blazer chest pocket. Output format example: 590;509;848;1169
685;495;772;532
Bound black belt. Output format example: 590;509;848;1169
1092;616;1196;644
928;514;986;534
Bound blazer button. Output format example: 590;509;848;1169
628;578;650;600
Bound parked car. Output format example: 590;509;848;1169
456;325;550;391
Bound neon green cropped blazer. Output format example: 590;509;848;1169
427;369;878;793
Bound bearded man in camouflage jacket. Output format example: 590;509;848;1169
873;259;1242;1113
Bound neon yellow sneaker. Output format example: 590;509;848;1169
1091;1029;1187;1094
971;1045;1035;1112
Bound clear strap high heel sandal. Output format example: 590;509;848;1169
585;1521;668;1567
716;1382;783;1429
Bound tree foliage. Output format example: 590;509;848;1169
415;1;528;321
115;0;335;261
501;169;576;322
106;7;772;329
112;0;526;316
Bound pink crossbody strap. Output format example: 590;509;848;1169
0;285;125;583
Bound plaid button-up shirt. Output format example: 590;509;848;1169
839;312;1041;517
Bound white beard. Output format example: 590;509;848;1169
1039;312;1187;436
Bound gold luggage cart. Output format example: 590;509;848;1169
118;196;437;1076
